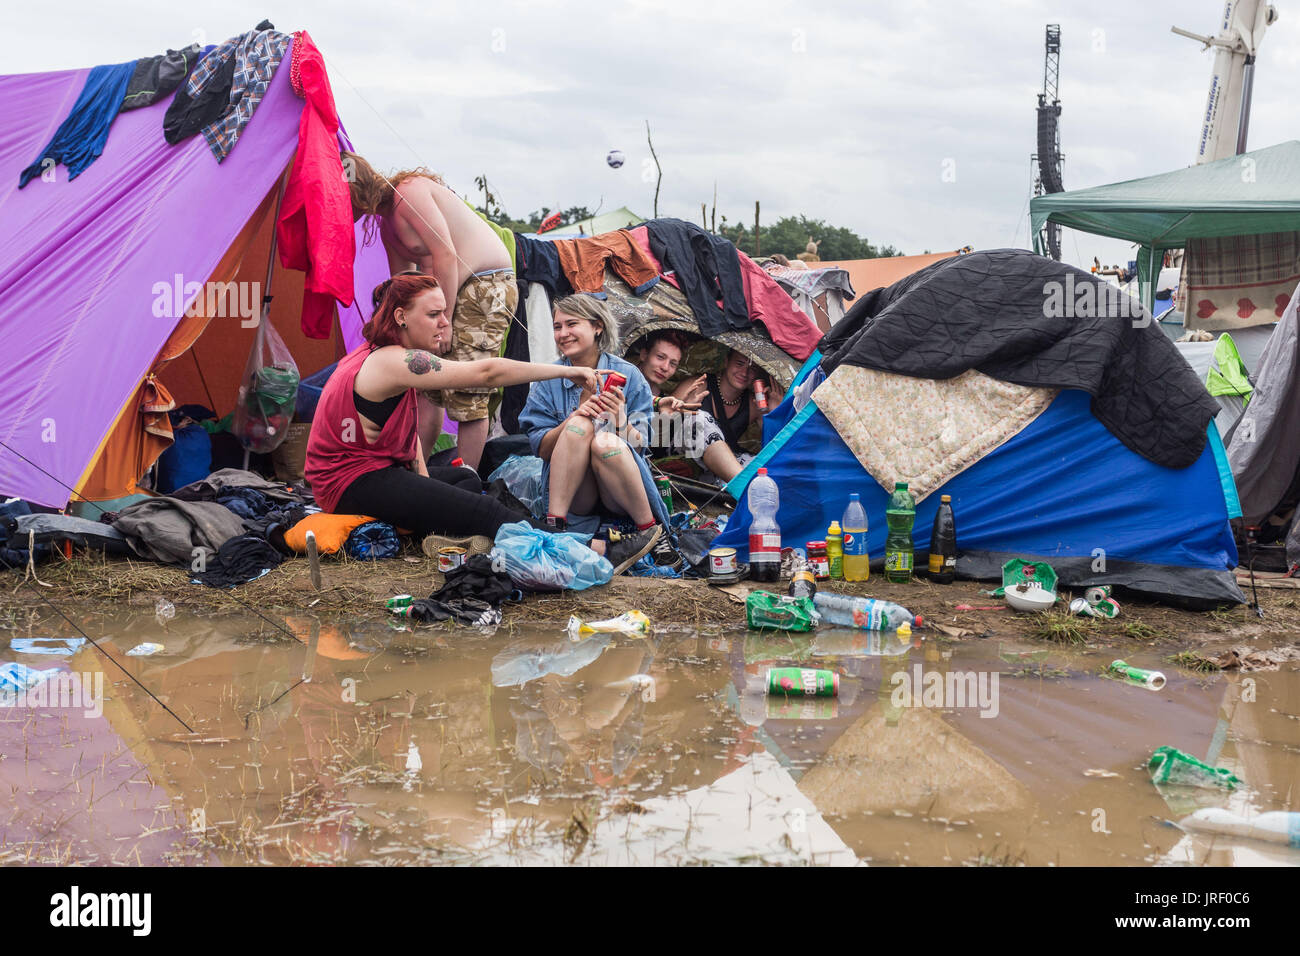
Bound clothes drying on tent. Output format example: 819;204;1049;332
819;248;1219;470
200;27;291;161
163;41;238;144
277;30;356;338
120;44;202;112
645;218;749;337
551;230;660;296
516;234;573;300
18;60;136;187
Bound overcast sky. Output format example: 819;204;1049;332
11;0;1299;270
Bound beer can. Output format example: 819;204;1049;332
656;476;674;514
437;547;466;573
765;666;839;697
709;547;738;575
386;594;414;611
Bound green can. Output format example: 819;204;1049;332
656;477;674;514
765;667;840;697
385;593;414;611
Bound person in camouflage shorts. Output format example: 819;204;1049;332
430;270;519;422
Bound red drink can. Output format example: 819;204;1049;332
602;372;628;393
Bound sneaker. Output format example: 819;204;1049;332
650;529;685;571
604;525;663;575
421;533;494;560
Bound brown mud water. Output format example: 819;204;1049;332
2;553;1299;865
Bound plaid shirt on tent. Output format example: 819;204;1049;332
188;28;290;162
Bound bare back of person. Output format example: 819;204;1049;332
381;176;511;288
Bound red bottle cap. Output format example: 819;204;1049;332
913;614;924;628
757;468;767;475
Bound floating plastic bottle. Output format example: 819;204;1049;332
884;482;916;583
747;468;782;583
813;592;921;631
1178;808;1300;848
841;495;869;582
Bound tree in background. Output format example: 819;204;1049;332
719;214;900;260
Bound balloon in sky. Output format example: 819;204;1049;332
606;149;625;169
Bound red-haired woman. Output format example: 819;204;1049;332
305;274;661;571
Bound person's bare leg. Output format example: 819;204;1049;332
547;415;599;517
456;417;488;470
702;442;743;482
417;394;443;460
590;432;655;526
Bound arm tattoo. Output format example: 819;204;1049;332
404;349;440;375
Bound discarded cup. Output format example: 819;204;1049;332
155;598;175;623
566;610;650;641
126;642;165;657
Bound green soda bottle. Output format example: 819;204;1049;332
883;482;916;583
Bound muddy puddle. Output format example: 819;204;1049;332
2;609;1298;866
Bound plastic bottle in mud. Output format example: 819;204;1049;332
841;494;869;582
747;468;781;583
928;494;957;584
884;482;916;584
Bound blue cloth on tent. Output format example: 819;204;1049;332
19;61;136;187
155;424;213;494
714;387;1242;605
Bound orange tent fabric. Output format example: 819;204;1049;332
817;252;962;299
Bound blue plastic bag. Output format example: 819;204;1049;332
486;456;546;518
491;521;612;591
345;521;401;560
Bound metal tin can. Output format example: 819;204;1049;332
806;541;830;579
765;667;839;697
437;547;467;573
709;547;738;576
385;594;414;610
656;476;674;514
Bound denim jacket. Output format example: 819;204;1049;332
518;352;669;525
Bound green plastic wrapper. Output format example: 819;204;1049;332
1148;745;1239;790
745;591;818;632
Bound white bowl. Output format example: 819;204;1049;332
1005;583;1057;613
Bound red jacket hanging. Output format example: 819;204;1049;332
276;31;355;338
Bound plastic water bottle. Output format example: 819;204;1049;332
841;494;869;582
814;592;921;630
884;482;916;583
747;468;781;583
1179;808;1300;847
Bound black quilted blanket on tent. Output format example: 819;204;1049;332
818;248;1218;470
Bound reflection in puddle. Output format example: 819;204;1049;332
1;610;1298;866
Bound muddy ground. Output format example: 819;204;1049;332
4;547;1299;657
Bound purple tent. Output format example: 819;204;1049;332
0;46;389;508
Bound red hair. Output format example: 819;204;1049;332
363;273;441;348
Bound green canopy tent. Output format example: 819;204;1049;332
1029;141;1300;312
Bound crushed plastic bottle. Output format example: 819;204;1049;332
1148;745;1239;790
813;592;921;631
566;610;650;641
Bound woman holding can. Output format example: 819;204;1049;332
519;295;681;569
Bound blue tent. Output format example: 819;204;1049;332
713;251;1246;608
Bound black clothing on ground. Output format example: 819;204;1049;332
406;554;517;626
193;533;284;588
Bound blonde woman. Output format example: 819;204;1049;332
519;295;681;569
